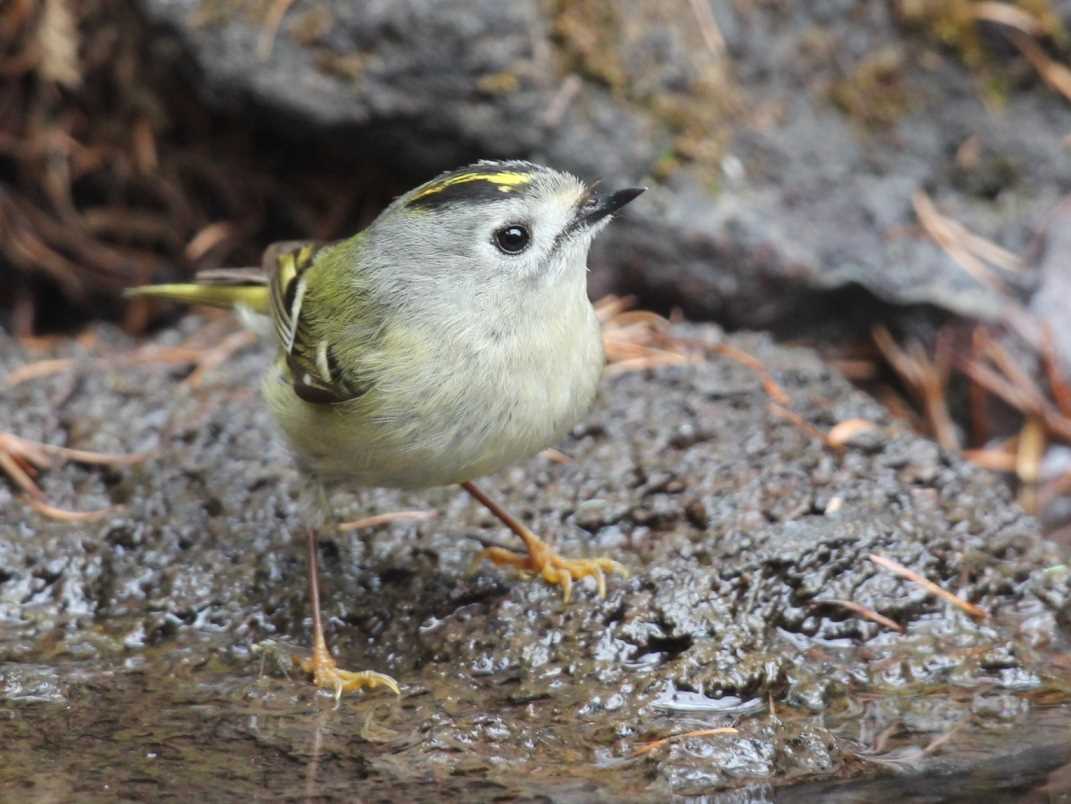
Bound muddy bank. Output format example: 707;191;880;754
2;318;1070;799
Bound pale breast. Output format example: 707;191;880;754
264;294;604;490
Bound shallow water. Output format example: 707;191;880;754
4;632;1071;802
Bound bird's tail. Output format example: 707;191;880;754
124;269;271;315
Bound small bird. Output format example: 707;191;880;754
127;161;644;698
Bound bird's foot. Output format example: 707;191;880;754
295;643;399;701
474;534;628;604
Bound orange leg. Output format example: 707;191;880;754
296;527;399;699
463;481;627;603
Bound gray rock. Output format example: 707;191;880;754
132;0;1071;327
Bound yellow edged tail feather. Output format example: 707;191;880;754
124;280;271;315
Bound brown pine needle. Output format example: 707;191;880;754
1042;326;1071;419
972;1;1045;35
1040;470;1071;513
603;353;694;375
7;320;258;392
256;0;296;60
963;445;1017;473
37;0;81;88
832;358;879;381
0;432;152;467
185;221;238;261
827;419;879;449
912;190;1020;293
873;325;959;452
599;296;706;376
868;554;989;621
964;360;1040;416
688;0;727;58
709;342;791;406
633;727;738;757
597;298;797;423
922;714;973;757
594;294;635;323
184;329;257;387
1016;417;1046;486
913;191;999;289
976;331;1047;409
814;598;904;633
3;357;76;386
0;449;45;500
0;432;152;521
1010;30;1071;105
37;442;153;466
770;403;842;453
540;447;572;464
337;510;438;532
1016;416;1046;513
963;331;1071;444
23;497;122;523
600;299;689;361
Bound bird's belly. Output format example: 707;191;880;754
264;319;603;489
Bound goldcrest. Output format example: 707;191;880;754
128;161;644;697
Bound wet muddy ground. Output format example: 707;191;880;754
3;317;1071;801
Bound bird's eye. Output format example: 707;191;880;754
494;224;531;254
583;192;600;210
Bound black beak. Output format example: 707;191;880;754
578;186;646;228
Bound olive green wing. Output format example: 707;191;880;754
265;239;371;406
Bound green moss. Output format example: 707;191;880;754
190;0;275;29
476;71;521;95
550;0;627;89
897;0;1069;66
549;0;738;184
288;4;335;46
830;46;912;128
314;51;366;81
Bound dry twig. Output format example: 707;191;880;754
963;440;1017;473
256;0;296;61
687;0;727;59
0;431;151;522
813;599;904;633
971;2;1044;35
24;497;121;523
600;297;864;452
913;191;1021;293
872;325;960;451
868;553;989;622
4;357;76;386
962;330;1071;444
598;295;699;375
827;419;879;449
37;0;80;87
1042;326;1071;419
1009;30;1071;104
539;447;572;464
6;319;259;392
770;403;841;452
184;329;258;387
1016;416;1046;513
633;727;738;757
337;510;438;532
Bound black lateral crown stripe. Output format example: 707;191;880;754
406;178;522;209
405;163;537;210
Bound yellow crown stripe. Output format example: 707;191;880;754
409;170;532;202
